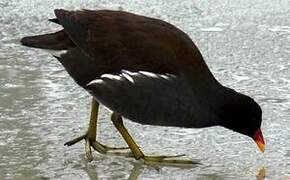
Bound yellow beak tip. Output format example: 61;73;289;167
257;142;265;153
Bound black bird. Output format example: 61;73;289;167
21;9;265;164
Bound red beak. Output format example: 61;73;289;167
253;128;265;153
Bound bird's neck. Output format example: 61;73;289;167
180;51;222;91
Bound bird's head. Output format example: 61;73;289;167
218;89;265;152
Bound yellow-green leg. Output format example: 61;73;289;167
111;112;195;165
64;98;130;161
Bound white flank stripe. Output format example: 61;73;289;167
121;70;138;76
101;74;122;81
122;73;135;83
165;73;176;78
160;74;171;80
87;79;103;86
139;71;158;78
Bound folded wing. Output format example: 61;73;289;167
86;70;213;128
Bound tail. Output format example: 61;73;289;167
20;20;74;50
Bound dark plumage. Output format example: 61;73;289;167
21;9;265;160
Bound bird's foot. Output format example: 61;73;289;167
140;154;197;166
64;134;131;161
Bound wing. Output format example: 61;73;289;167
53;9;215;78
54;9;180;73
86;71;214;128
22;9;218;92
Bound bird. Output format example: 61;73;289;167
21;9;265;164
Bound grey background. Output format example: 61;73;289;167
0;0;289;179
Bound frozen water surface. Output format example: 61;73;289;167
0;0;289;179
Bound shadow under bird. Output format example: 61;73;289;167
21;9;265;164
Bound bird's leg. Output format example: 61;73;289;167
111;112;195;165
64;98;130;161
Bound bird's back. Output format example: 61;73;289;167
21;9;219;88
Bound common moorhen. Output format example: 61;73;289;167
21;9;265;164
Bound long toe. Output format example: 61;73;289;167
91;141;132;157
65;133;132;160
64;134;86;146
85;137;93;161
141;155;199;166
